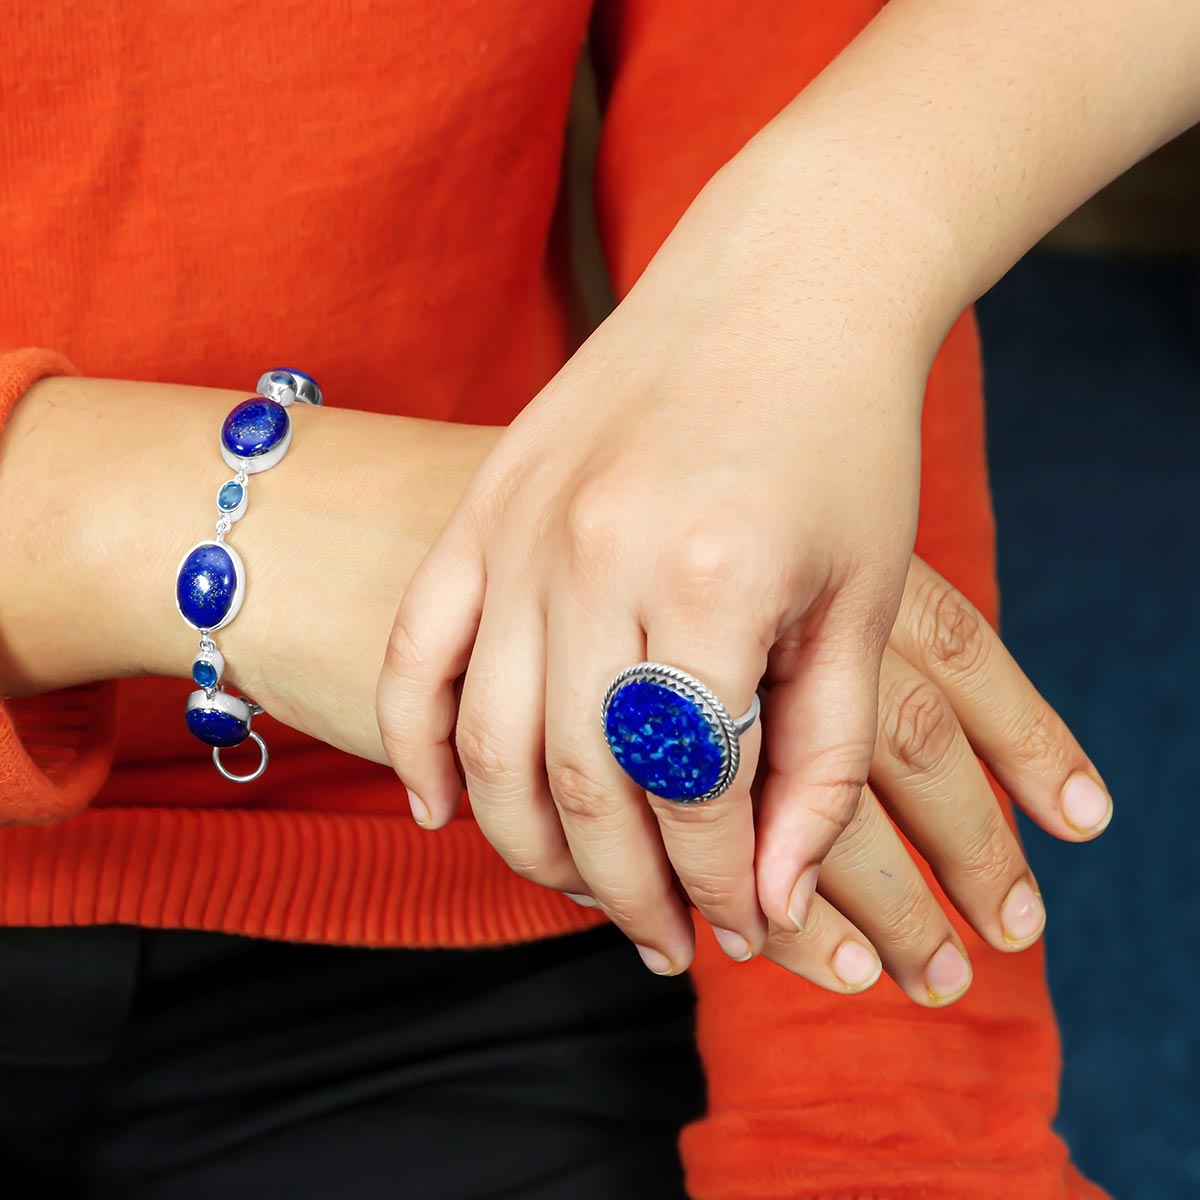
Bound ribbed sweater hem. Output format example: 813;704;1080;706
0;807;607;948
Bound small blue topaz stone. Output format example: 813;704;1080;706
217;478;246;518
220;398;291;473
604;680;728;802
175;541;245;631
191;645;225;689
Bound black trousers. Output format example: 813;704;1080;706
0;924;704;1199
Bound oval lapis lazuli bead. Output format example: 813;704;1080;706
176;543;239;629
185;706;249;748
604;680;725;801
221;398;290;459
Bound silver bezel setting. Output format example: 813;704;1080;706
256;368;323;407
601;662;746;804
175;539;246;632
186;687;253;725
191;646;226;688
215;478;248;523
220;415;292;474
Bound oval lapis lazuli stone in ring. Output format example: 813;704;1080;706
175;540;245;631
604;680;728;802
220;398;291;474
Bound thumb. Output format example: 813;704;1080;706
755;595;889;931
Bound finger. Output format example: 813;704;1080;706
892;558;1112;839
545;584;695;975
456;583;584;891
376;518;482;826
755;589;887;934
639;602;770;960
758;894;883;995
872;646;1045;951
817;784;973;1006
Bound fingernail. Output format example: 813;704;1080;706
565;893;598;908
1001;879;1046;945
406;788;430;826
712;927;753;962
832;941;881;991
1061;772;1112;834
636;945;676;976
924;941;972;1003
787;865;820;932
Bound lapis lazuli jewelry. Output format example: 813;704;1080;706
602;663;761;803
175;368;323;783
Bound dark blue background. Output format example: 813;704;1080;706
978;252;1200;1200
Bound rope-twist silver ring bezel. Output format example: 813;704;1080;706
601;662;760;804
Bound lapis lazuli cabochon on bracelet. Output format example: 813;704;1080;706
174;368;323;783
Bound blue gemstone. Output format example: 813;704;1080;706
604;680;725;801
176;543;239;629
221;398;289;458
192;659;219;688
217;480;245;512
185;705;248;748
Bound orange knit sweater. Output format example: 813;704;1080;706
0;3;1104;1196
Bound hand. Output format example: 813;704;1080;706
376;193;931;974
738;554;1111;1004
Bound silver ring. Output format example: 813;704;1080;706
602;662;761;804
213;731;269;784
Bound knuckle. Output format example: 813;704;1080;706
795;751;871;837
1006;700;1073;776
546;759;617;822
659;528;742;609
957;816;1021;886
455;719;515;784
383;613;429;679
914;577;991;679
497;850;577;893
874;881;943;952
680;871;736;913
563;479;622;561
880;679;959;774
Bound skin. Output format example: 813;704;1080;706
377;0;1199;975
2;376;1102;1005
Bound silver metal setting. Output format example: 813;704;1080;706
219;417;292;474
191;645;225;689
180;367;319;783
185;687;252;724
256;369;323;408
214;732;269;784
215;477;248;523
174;539;246;632
601;662;761;804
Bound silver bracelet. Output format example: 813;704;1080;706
174;368;323;783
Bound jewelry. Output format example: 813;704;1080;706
175;368;323;783
601;662;761;803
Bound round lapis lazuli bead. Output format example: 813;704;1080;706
217;480;245;512
176;543;238;629
192;659;219;688
185;706;249;748
221;398;290;458
604;680;725;801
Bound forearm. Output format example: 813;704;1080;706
0;376;497;757
665;0;1200;361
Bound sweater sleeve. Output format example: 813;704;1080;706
590;5;1105;1197
0;348;118;825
